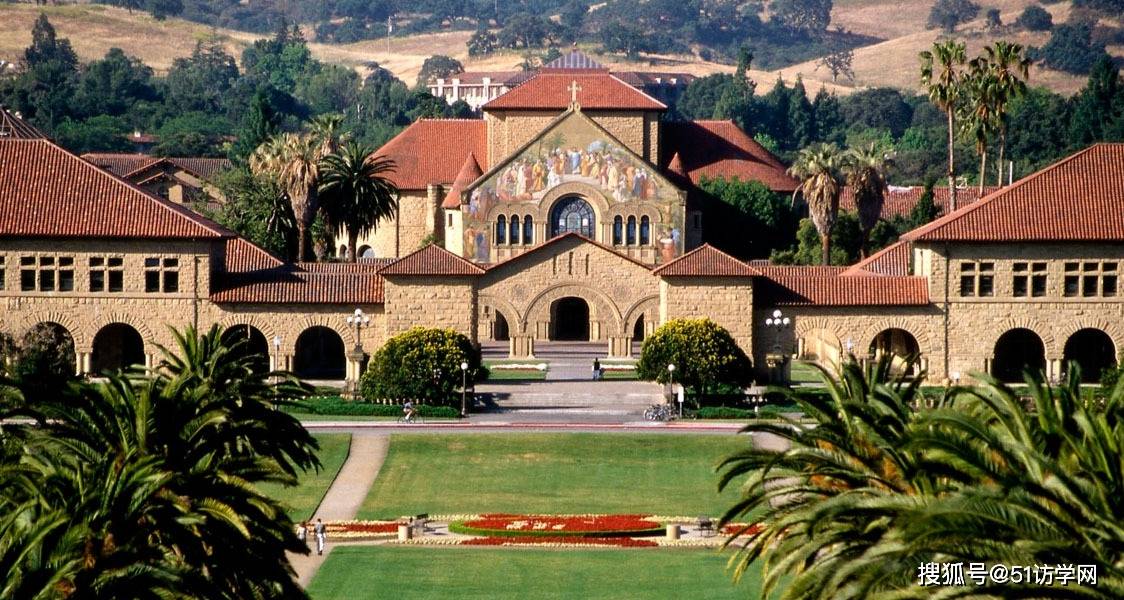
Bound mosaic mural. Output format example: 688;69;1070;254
461;113;683;263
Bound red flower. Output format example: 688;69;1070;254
462;536;659;547
721;523;763;536
460;514;661;535
326;522;398;534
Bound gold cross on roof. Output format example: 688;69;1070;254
568;80;582;106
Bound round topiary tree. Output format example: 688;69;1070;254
637;318;752;400
360;327;485;407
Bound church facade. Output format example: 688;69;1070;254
2;57;1123;388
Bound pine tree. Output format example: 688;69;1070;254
908;180;941;228
230;91;278;165
1069;55;1123;146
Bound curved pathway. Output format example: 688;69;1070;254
289;434;389;587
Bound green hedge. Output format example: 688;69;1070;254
694;405;790;419
291;396;460;418
447;521;664;538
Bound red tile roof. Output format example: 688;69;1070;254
0;108;46;139
223;238;285;273
84;154;233;181
378;244;485;276
212;271;385;304
376;119;487;190
652;244;761;277
755;265;849;278
839;185;992;220
661;121;798;193
483;72;666;111
297;260;395;273
0;139;226;239
903;144;1124;242
82;153;156;175
485;232;654;272
442;153;484;209
842;241;912;277
756;274;929;306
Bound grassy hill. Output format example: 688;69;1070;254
0;1;1119;96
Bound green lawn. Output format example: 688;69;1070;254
357;433;746;518
307;546;765;600
259;433;351;521
485;368;548;381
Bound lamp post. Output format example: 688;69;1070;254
668;363;680;417
763;309;792;384
460;360;469;418
346;309;370;396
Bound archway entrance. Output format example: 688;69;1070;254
1063;328;1116;382
493;312;510;341
992;328;1046;383
551;297;590;341
92;323;145;373
869;328;920;373
20;322;77;379
294;326;346;380
549;196;595;238
221;325;270;374
632;314;645;342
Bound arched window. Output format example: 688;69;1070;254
523;215;534;244
549;197;595;238
496;215;506;244
639;216;650;245
613;216;623;245
626;216;637;245
510;215;520;245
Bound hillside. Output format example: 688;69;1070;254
0;1;1119;97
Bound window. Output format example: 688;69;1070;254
626;216;637;246
496;215;506;244
510;215;520;245
446;212;453;227
523;216;534;244
639;216;650;245
1012;262;1047;297
19;255;74;292
89;257;125;292
958;261;994;297
144;257;179;293
0;256;4;291
1066;261;1118;297
612;216;623;245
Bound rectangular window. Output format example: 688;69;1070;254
20;255;74;292
959;261;993;297
1064;262;1079;297
1014;262;1047;297
1063;261;1119;297
0;256;5;291
89;256;125;293
144;257;180;294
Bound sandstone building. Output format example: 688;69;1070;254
1;64;1123;388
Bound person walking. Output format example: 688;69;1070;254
296;521;308;544
314;518;326;555
592;358;601;380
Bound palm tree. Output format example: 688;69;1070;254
960;60;1000;195
251;133;322;261
319;142;399;262
309;113;348;157
920;40;967;211
788;143;843;265
984;41;1030;187
844;144;893;258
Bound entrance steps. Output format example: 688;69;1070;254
475;381;664;415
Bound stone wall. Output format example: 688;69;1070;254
484;109;653;165
381;275;478;342
348;190;437;258
660;276;754;356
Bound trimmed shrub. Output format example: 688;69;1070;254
637;318;752;399
695;405;790;419
292;395;459;418
360;327;485;408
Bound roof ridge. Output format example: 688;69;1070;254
606;73;668;110
651;243;762;277
842;240;909;276
485;232;653;272
378;243;485;275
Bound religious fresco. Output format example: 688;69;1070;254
461;113;683;264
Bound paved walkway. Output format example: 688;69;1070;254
289;434;389;587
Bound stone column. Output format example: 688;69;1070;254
510;335;535;358
1048;358;1063;382
608;336;631;358
76;351;91;375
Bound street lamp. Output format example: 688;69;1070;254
460;360;469;418
668;363;680;417
346;308;371;353
763;309;792;384
271;335;282;372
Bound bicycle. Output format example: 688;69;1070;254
396;410;424;424
643;403;676;422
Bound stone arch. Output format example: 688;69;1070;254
293;326;346;380
1063;328;1117;383
857;318;931;358
89;313;156;350
535;181;611;225
989;318;1057;359
868;328;922;374
480;294;524;338
1056;317;1124;362
793;317;843;367
220;324;271;374
92;322;146;374
992;328;1047;383
218;314;280;346
525;283;625;338
18;311;88;350
622;295;659;339
293;315;354;351
18;321;78;375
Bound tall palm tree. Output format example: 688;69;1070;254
251;133;322;261
960;60;1000;195
920;40;967;211
319;142;399;262
844;144;893;258
985;41;1030;187
788;143;843;266
309;113;348;157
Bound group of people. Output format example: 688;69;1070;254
296;518;328;555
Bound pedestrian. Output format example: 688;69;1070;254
314;518;326;555
592;358;601;380
296;521;308;543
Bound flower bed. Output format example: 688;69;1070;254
721;523;763;537
322;520;399;540
462;536;658;548
449;514;664;538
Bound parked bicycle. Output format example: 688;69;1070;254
644;403;676;422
